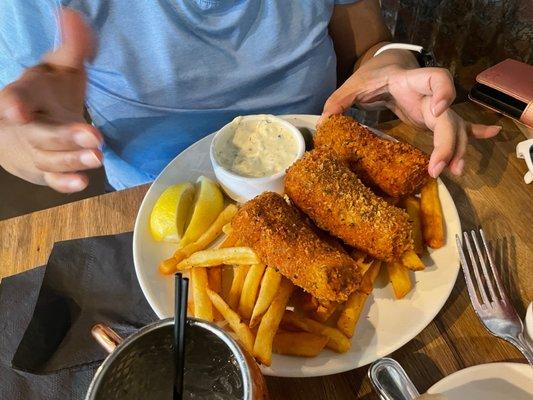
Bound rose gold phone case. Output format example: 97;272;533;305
469;58;533;128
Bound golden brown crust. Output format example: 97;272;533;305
314;115;430;197
285;149;413;262
231;192;361;302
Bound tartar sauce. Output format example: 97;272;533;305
215;117;299;178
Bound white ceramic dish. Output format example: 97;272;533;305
210;114;305;203
428;362;533;399
133;114;462;377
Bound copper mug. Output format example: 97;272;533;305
86;318;268;399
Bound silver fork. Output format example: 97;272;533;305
456;229;533;365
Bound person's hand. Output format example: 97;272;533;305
322;64;501;178
0;8;103;193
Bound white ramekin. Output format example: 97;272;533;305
210;114;305;203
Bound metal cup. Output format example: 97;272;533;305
86;318;268;400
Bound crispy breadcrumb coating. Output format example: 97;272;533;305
230;192;361;302
285;149;413;262
314;115;429;197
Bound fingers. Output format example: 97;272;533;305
43;8;95;69
470;123;502;139
33;148;102;173
445;123;501;176
26;122;103;151
428;114;458;178
43;172;89;193
319;74;363;125
447;123;501;175
0;84;38;123
428;111;502;177
448;124;467;176
404;68;455;118
0;8;93;124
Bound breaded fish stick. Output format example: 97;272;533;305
285;149;413;262
230;192;361;303
314;115;429;197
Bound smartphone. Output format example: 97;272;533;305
469;83;527;119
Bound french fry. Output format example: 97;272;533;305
272;332;328;357
221;266;234;300
208;266;222;293
386;262;412;299
281;311;351;353
191;267;213;321
206;288;255;354
357;257;374;276
158;257;177;275
359;260;382;295
402;196;424;255
217;233;237;249
311;301;338;323
158;205;238;275
337;260;381;337
239;263;266;319
228;265;250;310
176;247;260;270
351;250;374;275
337;292;368;338
222;223;233;235
253;279;294;366
401;250;425;271
208;267;223;321
173;205;238;262
250;267;282;328
420;179;445;249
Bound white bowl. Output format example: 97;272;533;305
209;114;305;203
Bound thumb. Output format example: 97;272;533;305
43;8;95;69
319;75;361;125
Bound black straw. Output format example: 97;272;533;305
174;273;189;400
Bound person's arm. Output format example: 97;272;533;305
328;0;392;84
326;0;501;178
0;7;102;193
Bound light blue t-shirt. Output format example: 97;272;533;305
0;0;357;189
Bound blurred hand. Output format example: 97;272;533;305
322;64;501;178
0;8;102;193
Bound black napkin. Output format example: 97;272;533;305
0;232;158;400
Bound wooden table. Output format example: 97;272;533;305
1;102;531;399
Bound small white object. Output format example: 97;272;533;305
428;363;533;400
516;139;533;184
209;114;305;203
374;43;424;57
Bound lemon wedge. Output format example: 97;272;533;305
179;176;224;248
150;182;195;242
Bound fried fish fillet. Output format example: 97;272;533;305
285;149;413;262
314;115;429;197
230;192;361;302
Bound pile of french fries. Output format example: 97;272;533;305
156;178;445;366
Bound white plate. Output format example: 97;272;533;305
133;115;461;377
428;363;533;399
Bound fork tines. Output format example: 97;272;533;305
456;229;533;365
455;229;508;308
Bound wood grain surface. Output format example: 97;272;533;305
0;102;531;399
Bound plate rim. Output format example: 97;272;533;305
428;362;533;395
133;114;461;377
